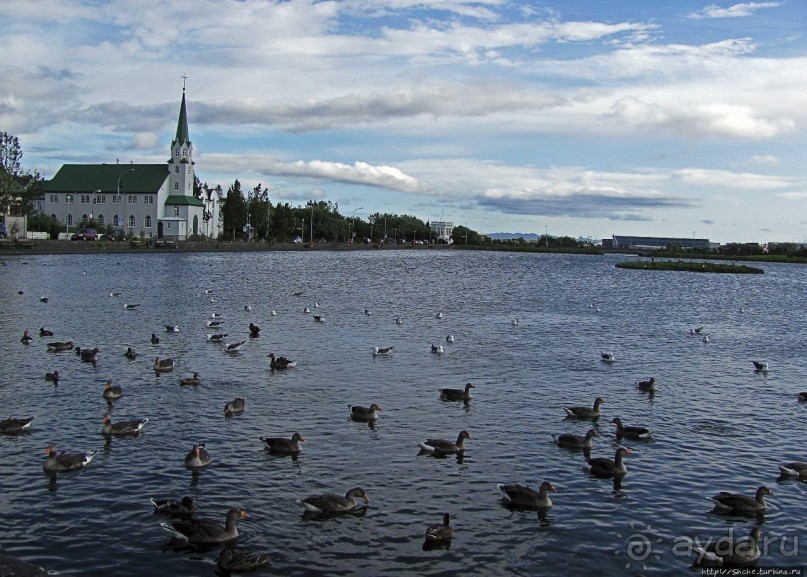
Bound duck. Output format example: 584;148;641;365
711;486;773;515
439;382;475;401
224;397;246;416
693;526;761;568
154;357;175;372
184;443;212;469
752;360;768;372
600;352;615;363
39;327;54;337
165;324;179;332
179;372;201;386
611;417;652;440
418;430;472;455
225;340;246;353
46;340;73;352
42;445;99;473
248;323;260;337
298;487;369;514
349;404;383;421
20;330;33;344
552;428;599;449
103;380;123;401
268;352;296;369
564;397;605;420
636;377;657;392
372;346;394;357
0;415;35;435
150;496;196;517
124;347;137;360
45;370;60;384
101;414;148;436
691;326;704;334
584;447;632;477
207;333;227;342
431;344;444;354
446;334;455;343
161;507;248;545
260;432;304;455
424;513;453;544
124;303;140;310
79;347;101;362
215;548;271;573
498;481;557;509
313;314;325;322
314;301;320;308
151;333;160;344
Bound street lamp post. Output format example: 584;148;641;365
117;168;135;238
66;194;73;234
350;207;363;244
90;189;101;223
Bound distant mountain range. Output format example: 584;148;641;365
486;232;540;240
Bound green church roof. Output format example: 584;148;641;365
174;91;190;145
42;164;168;193
165;195;204;207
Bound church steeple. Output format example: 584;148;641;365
168;81;195;198
173;85;190;146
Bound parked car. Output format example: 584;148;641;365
71;228;98;241
0;222;7;239
101;228;125;241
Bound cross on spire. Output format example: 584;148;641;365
182;74;188;91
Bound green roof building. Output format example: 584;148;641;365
41;89;222;240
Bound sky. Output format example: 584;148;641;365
2;0;806;243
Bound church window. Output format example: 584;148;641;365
145;215;152;228
128;215;135;228
175;166;179;173
67;214;73;226
174;206;180;216
97;215;105;225
174;182;179;191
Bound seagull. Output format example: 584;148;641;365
512;318;519;325
446;334;455;343
702;335;710;343
313;315;325;322
601;352;615;363
395;317;403;325
270;310;277;316
244;304;252;312
372;346;393;357
207;320;224;327
303;307;310;314
207;333;228;342
210;312;221;319
165;324;179;332
431;344;444;354
124;303;140;310
40;297;49;303
435;312;443;319
226;340;246;353
752;360;768;372
364;309;372;315
110;292;121;297
204;289;214;294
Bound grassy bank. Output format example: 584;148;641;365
615;260;764;274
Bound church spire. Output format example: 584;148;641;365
175;85;190;145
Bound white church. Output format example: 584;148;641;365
41;89;222;240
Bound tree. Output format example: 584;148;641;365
221;179;247;240
0;132;41;217
248;183;270;240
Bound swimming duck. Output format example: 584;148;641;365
210;312;221;318
349;404;383;421
260;432;304;455
584;447;632;477
124;347;137;360
101;414;148;436
179;372;201;386
205;289;214;294
564;397;605;420
216;548;271;573
298;487;369;514
103;380;123;401
207;333;228;342
151;333;160;344
636;377;657;392
498;481;557;509
552;428;599;449
150;496;196;517
372;346;394;357
611;417;652;440
21;330;33;344
0;415;35;435
224;397;246;416
268;353;296;369
778;462;807;480
110;292;121;297
364;309;372;315
46;340;73;352
418;430;472;455
154;357;175;372
512;318;519;325
161;507;248;545
271;310;277;316
184;443;212;469
439;382;475;401
42;445;99;473
424;513;453;544
693;526;761;568
45;370;60;384
39;327;54;337
711;486;773;515
249;323;260;337
600;352;615;363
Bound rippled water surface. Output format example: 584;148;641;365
1;250;806;576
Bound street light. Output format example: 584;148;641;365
90;189;101;223
350;207;363;244
117;168;135;237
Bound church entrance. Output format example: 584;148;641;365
157;221;164;239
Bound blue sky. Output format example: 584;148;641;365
2;0;806;242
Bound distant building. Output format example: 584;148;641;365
610;235;713;251
430;221;454;244
41;89;222;240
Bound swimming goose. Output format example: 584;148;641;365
751;360;768;372
207;333;228;342
298;487;369;514
161;507;248;545
693;526;761;568
0;415;35;434
45;370;60;384
124;303;140;310
431;344;444;354
101;414;148;436
225;340;246;353
224;397;246;416
124;347;137;360
249;323;260;337
498;481;557;509
179;372;201;386
778;462;807;479
21;330;33;344
798;392;807;402
150;496;196;517
46;340;73;352
184;443;212;469
418;431;472;455
165;324;179;332
564;397;605;419
552;428;599;449
611;417;652;440
216;548;271;573
372;346;393;357
584;447;632;477
43;445;99;473
151;333;160;344
439;382;475;401
268;353;296;369
103;380;123;401
78;347;101;362
424;513;453;543
260;432;304;455
39;327;53;337
636;377;657;392
349;404;383;421
711;486;773;514
600;352;615;363
154;357;175;372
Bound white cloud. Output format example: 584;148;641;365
675;168;792;189
776;191;807;200
689;2;781;20
750;154;780;166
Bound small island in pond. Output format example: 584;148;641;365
616;260;764;274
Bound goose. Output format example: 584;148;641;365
268;353;296;369
313;314;325;322
45;370;60;384
224;397;246;416
216;548;271;573
600;352;615;363
349;404;383;421
395;317;403;325
636;377;657;392
778;462;807;480
798;392;807;402
424;513;453;543
711;486;773;515
150;496;196;517
161;507;248;545
124;303;140;310
439;382;475;401
693;526;761;568
79;347;101;362
260;432;304;455
46;340;73;352
206;333;227;342
103;380;123;401
179;372;201;386
564;397;605;420
225;340;246;353
207;320;224;327
552;428;599;449
248;323;260;337
101;414;148;436
418;431;472;455
584;447;632;477
39;327;53;337
372;346;394;357
611;417;652;440
43;445;99;473
151;333;160;344
431;344;444;354
165;324;179;332
0;415;35;435
124;347;137;360
21;330;33;344
751;360;768;372
154;357;175;372
298;487;369;514
184;443;212;469
498;481;557;509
